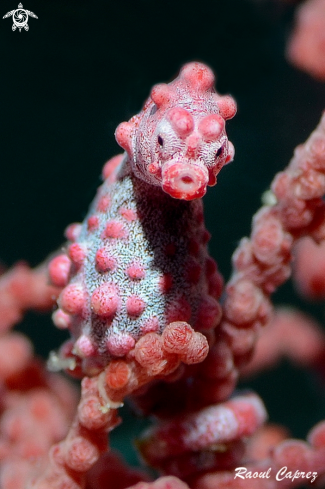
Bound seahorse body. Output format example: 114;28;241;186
48;62;236;376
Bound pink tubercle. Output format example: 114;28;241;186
216;95;237;120
68;243;86;268
87;216;99;231
198;114;225;141
140;317;160;334
162;160;209;200
96;195;111;213
126;295;146;317
58;283;86;315
119;207;138;221
115;121;133;155
167;107;194;138
126;262;146;280
102;153;124;180
52;309;72;329
91;283;119;317
64;223;82;242
150;83;172;108
180;62;215;91
95;248;117;273
103;220;128;239
106;333;135;357
74;335;97;358
48;254;71;287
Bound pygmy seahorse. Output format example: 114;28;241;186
48;62;237;376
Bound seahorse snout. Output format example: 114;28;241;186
161;160;209;200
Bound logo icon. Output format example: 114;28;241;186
3;3;38;32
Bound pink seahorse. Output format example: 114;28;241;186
48;62;237;377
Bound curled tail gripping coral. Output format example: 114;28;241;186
48;62;237;377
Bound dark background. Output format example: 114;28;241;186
1;0;325;465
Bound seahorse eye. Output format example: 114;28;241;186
150;105;158;116
216;146;224;157
158;135;164;147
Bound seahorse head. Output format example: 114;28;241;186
115;62;236;200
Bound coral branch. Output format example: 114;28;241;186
240;308;325;377
287;0;325;80
219;111;325;378
0;262;60;333
137;393;266;469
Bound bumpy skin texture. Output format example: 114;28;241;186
48;62;236;376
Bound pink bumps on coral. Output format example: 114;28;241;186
59;283;86;315
115;122;134;154
126;262;146;280
91;283;119;317
103;221;127;239
102;154;124;180
106;333;135;357
75;335;96;358
216;95;237;120
68;243;86;267
126;295;146;317
52;309;72;329
64;222;82;242
180;62;215;90
167;107;194;138
198;114;225;141
87;216;99;231
150;83;173;108
95;248;116;273
48;254;71;287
